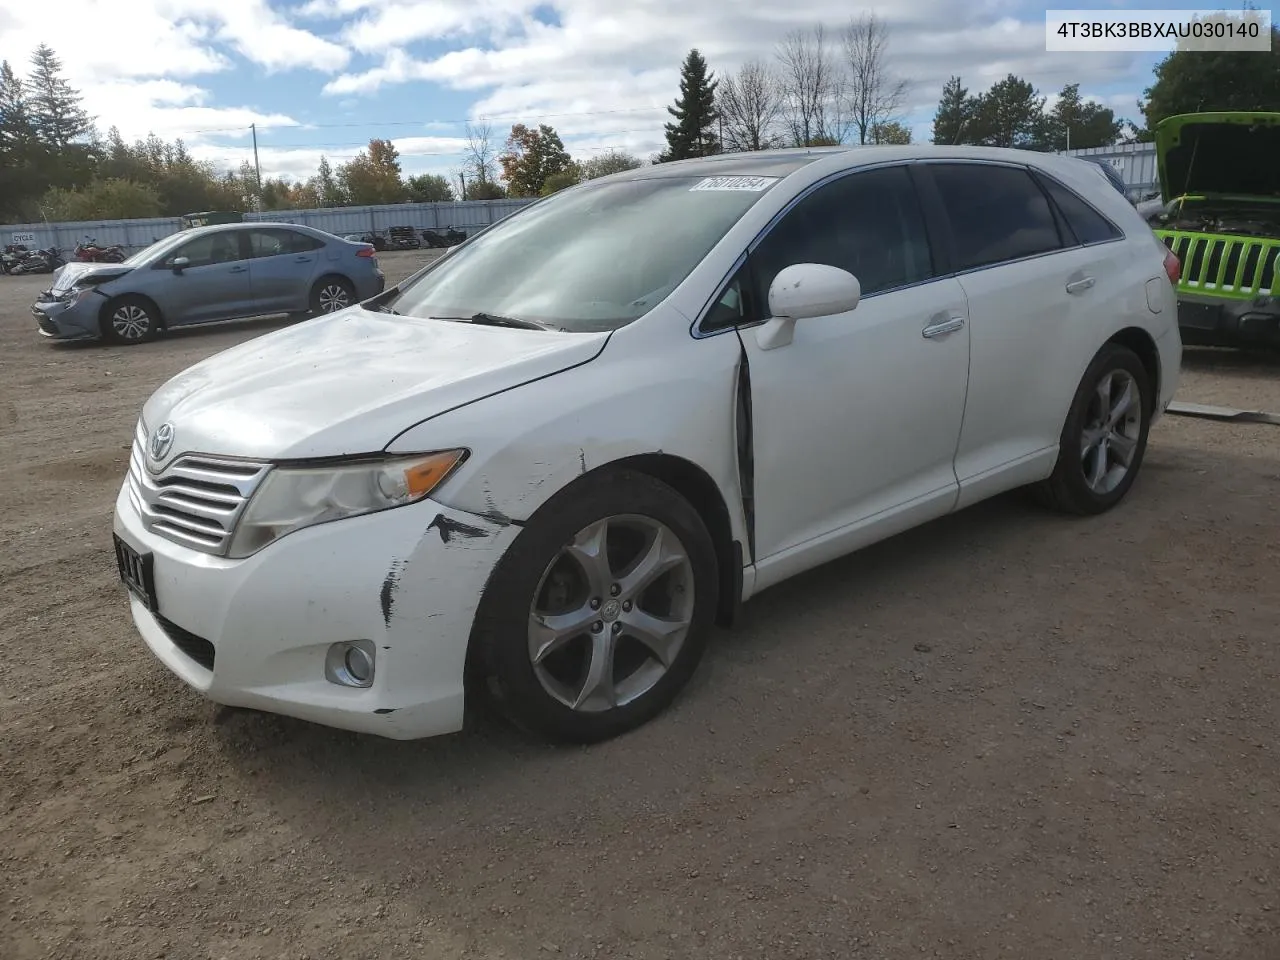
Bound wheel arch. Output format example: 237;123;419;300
1106;326;1161;406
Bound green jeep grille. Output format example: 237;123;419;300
1154;229;1280;301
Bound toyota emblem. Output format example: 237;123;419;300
149;422;175;462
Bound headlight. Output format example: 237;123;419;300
226;449;466;558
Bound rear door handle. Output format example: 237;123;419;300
922;316;965;339
294;256;313;262
1066;276;1095;294
228;265;248;273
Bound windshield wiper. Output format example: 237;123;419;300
432;312;552;330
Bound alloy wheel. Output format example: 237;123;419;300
527;515;695;713
318;284;351;313
1080;368;1143;495
112;305;152;340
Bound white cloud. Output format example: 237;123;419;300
322;0;1145;158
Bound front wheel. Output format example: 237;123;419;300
1034;342;1152;515
471;469;720;743
100;296;160;344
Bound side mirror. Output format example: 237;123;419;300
757;263;861;350
170;256;190;273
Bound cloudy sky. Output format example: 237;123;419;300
0;0;1191;184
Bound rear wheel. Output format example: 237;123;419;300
472;469;719;743
100;296;160;345
1034;343;1152;515
310;276;355;315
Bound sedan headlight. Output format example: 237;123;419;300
227;450;466;558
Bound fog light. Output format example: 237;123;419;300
325;640;376;688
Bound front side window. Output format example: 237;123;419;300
749;165;934;311
385;175;781;333
928;163;1065;271
173;231;245;268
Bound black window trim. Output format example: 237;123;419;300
691;160;948;339
1028;168;1126;248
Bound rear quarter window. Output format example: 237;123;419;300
1034;173;1124;245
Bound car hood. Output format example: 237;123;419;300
50;261;133;293
140;307;610;461
1156;112;1280;204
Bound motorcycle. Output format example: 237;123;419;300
11;247;65;275
74;238;126;263
1;243;30;274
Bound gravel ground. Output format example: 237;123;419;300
2;251;1279;960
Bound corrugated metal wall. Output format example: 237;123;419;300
2;198;538;255
1063;142;1159;200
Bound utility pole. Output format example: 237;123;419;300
251;123;263;209
460;171;467;201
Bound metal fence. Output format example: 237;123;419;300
1063;142;1159;201
2;198;538;255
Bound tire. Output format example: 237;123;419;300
310;276;355;315
100;295;161;345
471;468;720;744
1033;342;1152;515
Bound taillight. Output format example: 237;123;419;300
1164;249;1180;283
356;245;375;258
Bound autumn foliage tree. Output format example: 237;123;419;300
337;138;407;205
498;123;574;197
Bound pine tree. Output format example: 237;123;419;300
27;44;92;149
931;76;971;144
659;49;721;162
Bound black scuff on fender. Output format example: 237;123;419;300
428;513;489;544
380;559;410;627
373;708;396;715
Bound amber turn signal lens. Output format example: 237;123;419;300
403;451;465;497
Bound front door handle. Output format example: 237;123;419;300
1066;276;1095;294
228;265;248;273
922;316;965;339
294;256;313;262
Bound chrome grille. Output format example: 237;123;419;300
127;421;271;556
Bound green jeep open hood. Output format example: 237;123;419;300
1156;112;1280;204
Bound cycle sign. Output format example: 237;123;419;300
11;232;36;245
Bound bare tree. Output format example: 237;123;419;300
841;13;910;145
463;120;497;185
719;59;785;152
775;25;844;146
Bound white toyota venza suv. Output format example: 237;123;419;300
113;145;1183;744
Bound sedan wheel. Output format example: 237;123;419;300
472;469;718;743
101;297;159;344
313;279;354;314
528;515;695;713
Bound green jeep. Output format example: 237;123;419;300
1151;111;1280;348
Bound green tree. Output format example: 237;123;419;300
581;150;643;179
464;178;507;200
931;76;973;144
0;59;43;220
540;163;582;195
337;138;407;205
1138;21;1280;138
969;74;1047;149
658;48;720;161
870;120;912;144
308;155;347;207
498;123;574;197
406;173;454;202
26;44;93;150
41;178;163;220
1043;83;1123;150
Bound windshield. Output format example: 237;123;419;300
386;174;781;332
123;232;188;266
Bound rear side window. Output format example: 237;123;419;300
928;163;1065;271
1035;174;1124;245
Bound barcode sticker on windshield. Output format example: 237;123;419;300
690;176;777;192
